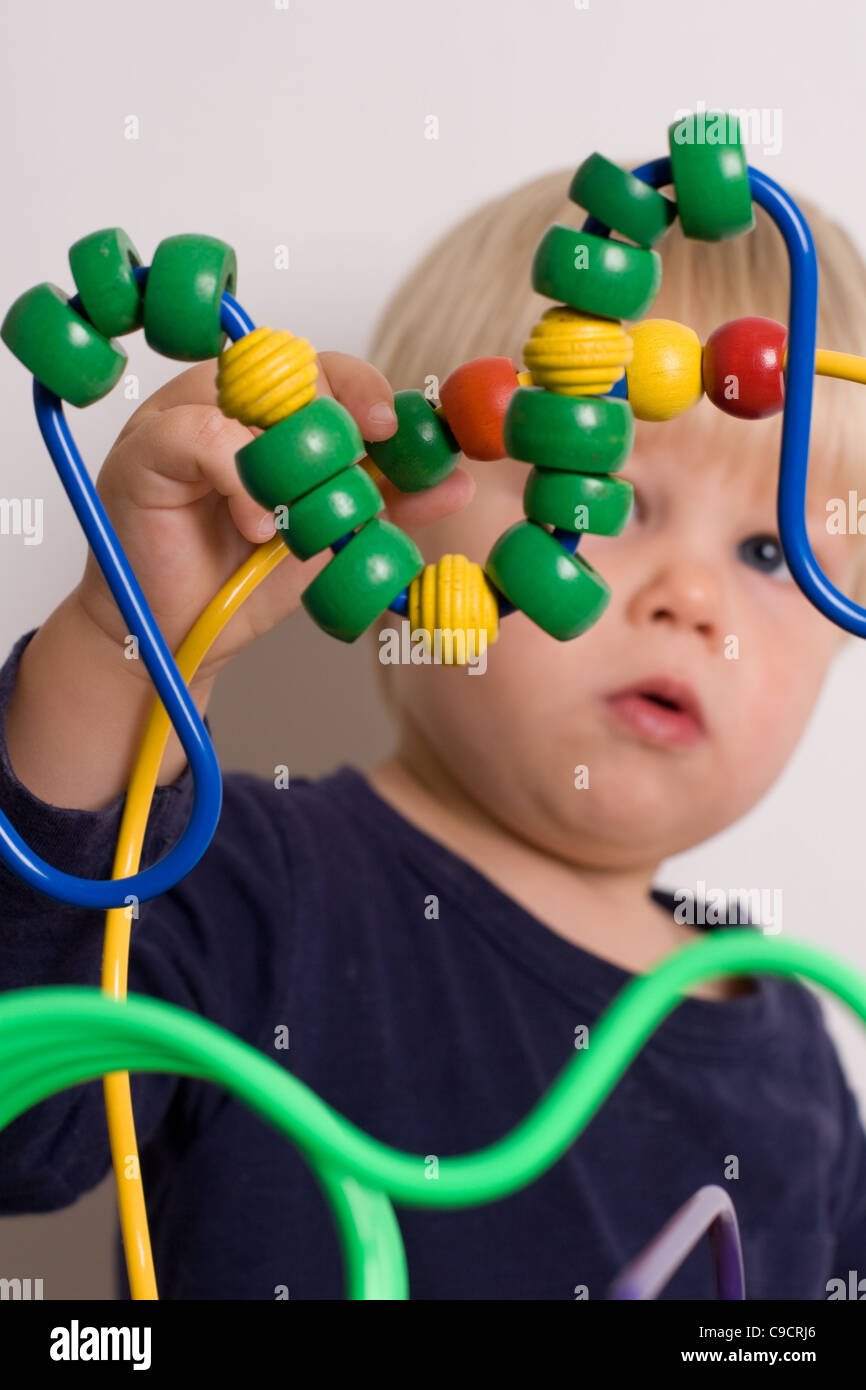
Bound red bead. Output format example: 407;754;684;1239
438;356;520;460
702;316;787;420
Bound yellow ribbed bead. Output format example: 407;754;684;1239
216;326;318;428
408;553;499;665
625;318;703;421
523;306;633;396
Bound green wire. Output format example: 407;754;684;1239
1;929;864;1297
314;1163;409;1300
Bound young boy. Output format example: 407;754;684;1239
1;167;865;1301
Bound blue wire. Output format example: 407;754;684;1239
385;585;411;617
747;171;864;634
0;282;261;908
221;288;256;340
554;529;581;554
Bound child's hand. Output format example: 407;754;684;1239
75;353;476;683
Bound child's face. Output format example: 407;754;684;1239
387;405;860;869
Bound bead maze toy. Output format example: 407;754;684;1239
3;110;866;1300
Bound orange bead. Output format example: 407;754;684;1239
438;356;520;461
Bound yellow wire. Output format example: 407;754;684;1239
101;533;289;1300
812;347;866;386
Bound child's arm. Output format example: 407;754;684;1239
0;353;474;1211
0;645;294;1211
4;353;474;811
4;355;400;811
0;625;210;1208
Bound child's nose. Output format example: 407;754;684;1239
626;561;721;642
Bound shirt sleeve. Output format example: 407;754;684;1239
0;626;213;1211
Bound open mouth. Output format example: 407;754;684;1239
642;692;680;710
603;679;706;747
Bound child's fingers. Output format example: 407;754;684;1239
118;350;398;479
103;403;276;544
313;354;478;530
115;361;221;442
110;350;405;542
120;354;398;444
315;350;399;441
378;466;477;531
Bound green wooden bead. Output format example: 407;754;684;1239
569;153;677;248
143;234;237;360
68;228;143;337
524;468;634;536
236;397;364;510
485;520;610;641
668;113;754;241
363;390;459;492
301;517;424;642
531;226;661;321
503;387;634;473
0;282;126;406
284;464;383;560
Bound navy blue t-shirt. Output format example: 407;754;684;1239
0;626;865;1300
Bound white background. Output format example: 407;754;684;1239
1;0;866;1290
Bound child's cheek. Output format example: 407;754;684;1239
732;650;822;783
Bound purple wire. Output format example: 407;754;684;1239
607;1184;745;1300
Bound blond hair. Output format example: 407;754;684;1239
367;163;866;613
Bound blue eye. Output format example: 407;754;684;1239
738;533;792;581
